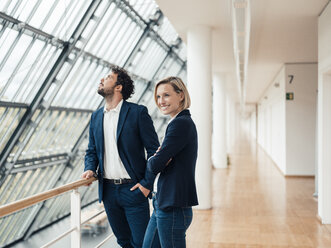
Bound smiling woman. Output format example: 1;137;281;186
156;83;183;117
154;76;191;118
142;76;197;248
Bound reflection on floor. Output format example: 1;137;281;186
187;135;331;247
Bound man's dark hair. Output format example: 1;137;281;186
110;65;134;100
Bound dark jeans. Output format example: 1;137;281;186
142;196;193;248
103;181;150;248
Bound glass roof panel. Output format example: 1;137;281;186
0;0;186;246
0;0;93;40
0;106;27;152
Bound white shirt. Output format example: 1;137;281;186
103;100;131;179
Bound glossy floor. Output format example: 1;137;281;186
187;136;331;248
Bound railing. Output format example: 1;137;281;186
0;177;114;248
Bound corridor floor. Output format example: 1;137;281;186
187;136;331;247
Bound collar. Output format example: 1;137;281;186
168;109;190;124
103;99;123;113
168;113;179;124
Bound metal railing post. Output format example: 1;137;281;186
71;189;81;248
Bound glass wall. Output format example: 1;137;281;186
0;0;186;246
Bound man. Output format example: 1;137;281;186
82;65;159;248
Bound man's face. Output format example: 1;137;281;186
98;71;118;97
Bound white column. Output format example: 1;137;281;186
71;189;81;248
187;26;212;209
318;0;331;224
212;74;227;168
318;73;331;224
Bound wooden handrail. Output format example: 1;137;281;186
0;177;97;218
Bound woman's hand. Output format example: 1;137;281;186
130;183;150;197
166;158;172;166
154;146;172;166
153;146;162;156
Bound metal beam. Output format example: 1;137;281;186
137;50;172;103
0;101;28;108
0;12;65;46
0;1;103;185
48;106;93;114
10;159;68;174
119;1;185;65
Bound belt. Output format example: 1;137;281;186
103;178;134;185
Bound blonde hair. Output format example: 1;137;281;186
154;76;191;111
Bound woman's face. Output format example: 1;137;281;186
156;83;184;117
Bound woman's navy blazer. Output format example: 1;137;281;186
147;109;198;210
84;101;159;202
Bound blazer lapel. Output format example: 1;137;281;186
92;109;105;175
96;108;105;152
117;101;129;141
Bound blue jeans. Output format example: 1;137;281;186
103;181;150;248
142;196;193;248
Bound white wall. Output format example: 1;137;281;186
270;96;286;171
256;67;286;173
250;108;257;139
285;63;317;175
318;2;331;224
255;63;317;176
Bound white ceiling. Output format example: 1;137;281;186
155;0;329;106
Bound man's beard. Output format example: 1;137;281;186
97;86;115;98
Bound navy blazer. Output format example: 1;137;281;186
147;109;198;210
84;100;159;202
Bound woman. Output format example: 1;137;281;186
142;76;198;248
